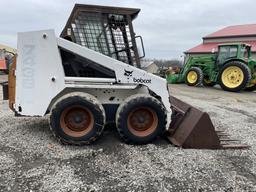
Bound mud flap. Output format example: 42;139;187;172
167;96;248;149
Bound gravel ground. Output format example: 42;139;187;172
0;75;256;192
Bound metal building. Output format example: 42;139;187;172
185;24;256;59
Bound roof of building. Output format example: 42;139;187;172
185;41;256;54
140;60;156;69
204;24;256;39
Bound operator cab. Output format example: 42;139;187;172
60;4;145;69
216;43;251;65
240;44;251;60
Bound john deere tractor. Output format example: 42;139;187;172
167;43;256;92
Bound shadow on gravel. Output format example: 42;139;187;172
16;117;170;152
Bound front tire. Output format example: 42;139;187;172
116;94;167;144
219;61;251;92
185;67;203;86
50;92;105;145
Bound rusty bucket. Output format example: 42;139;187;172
167;96;248;149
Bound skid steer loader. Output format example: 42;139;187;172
2;4;248;149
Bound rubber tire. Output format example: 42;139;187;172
185;67;203;87
245;84;256;91
50;92;105;145
203;77;216;87
218;61;251;92
116;94;167;144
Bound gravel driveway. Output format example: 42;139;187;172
0;77;255;192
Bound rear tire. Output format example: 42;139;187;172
185;67;203;86
116;94;167;144
50;93;105;145
218;61;251;92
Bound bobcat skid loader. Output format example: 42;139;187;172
2;29;246;149
3;4;248;149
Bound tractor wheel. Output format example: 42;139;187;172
50;92;105;145
245;84;256;91
219;61;251;92
116;94;167;144
185;67;203;86
203;77;216;87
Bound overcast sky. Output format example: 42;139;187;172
0;0;255;59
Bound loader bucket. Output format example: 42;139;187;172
167;96;248;149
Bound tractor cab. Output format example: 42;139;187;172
216;43;251;65
240;44;251;60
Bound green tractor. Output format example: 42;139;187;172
167;43;256;92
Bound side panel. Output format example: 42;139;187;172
16;30;65;116
8;56;16;109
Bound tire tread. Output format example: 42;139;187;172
219;61;251;92
50;92;105;145
115;94;167;144
185;67;203;87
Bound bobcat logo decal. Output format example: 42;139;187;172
124;69;133;77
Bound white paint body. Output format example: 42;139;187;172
15;30;172;128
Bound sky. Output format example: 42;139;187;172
0;0;255;59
